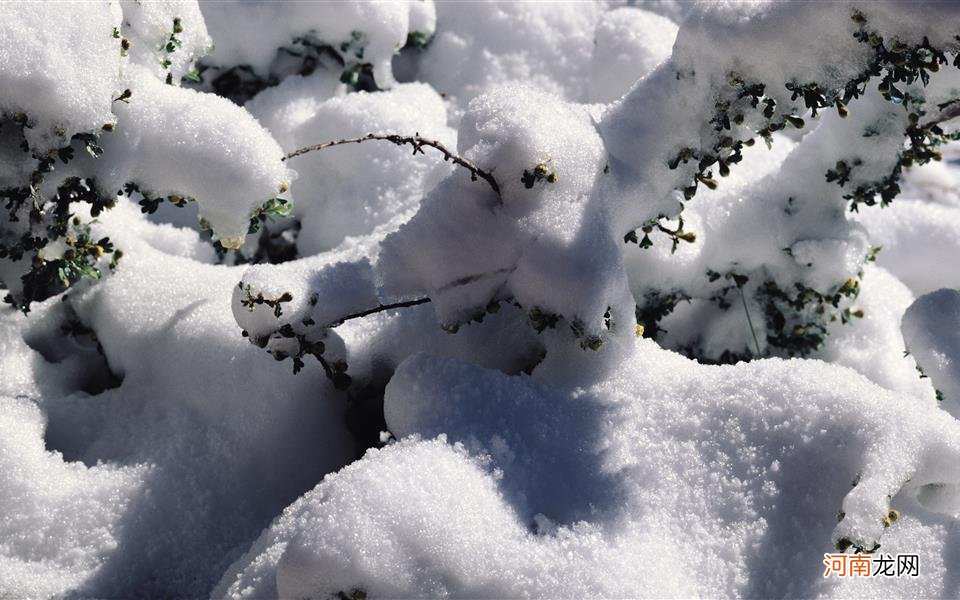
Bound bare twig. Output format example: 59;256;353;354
736;282;762;357
327;296;432;328
924;98;960;127
284;133;502;199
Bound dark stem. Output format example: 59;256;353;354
931;98;960;125
737;283;762;357
328;297;432;328
284;133;502;200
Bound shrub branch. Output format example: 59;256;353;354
284;133;502;199
328;297;432;328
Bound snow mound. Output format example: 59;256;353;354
0;204;355;596
94;66;291;247
903;289;960;415
857;200;960;296
377;85;632;346
816;265;934;400
218;340;960;598
418;1;604;105
589;8;678;104
0;1;122;151
0;396;145;599
200;0;430;87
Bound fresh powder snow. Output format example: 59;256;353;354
1;1;960;598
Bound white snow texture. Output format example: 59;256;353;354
2;1;960;599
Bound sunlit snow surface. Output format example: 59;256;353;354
2;1;960;598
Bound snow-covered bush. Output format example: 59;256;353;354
0;1;289;312
4;1;960;598
195;1;436;102
237;1;960;381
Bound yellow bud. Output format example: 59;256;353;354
635;324;645;337
219;236;244;250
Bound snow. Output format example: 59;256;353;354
903;289;960;415
120;0;212;83
218;340;960;598
817;265;935;401
199;1;429;88
857;198;960;296
94;66;291;247
416;1;607;106
0;396;145;599
377;84;633;343
0;204;354;597
0;1;122;151
3;1;960;598
589;8;678;104
249;82;455;255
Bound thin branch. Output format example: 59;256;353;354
925;97;960;126
737;283;762;357
328;296;432;328
284;133;502;199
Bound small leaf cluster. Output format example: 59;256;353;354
113;26;131;58
405;31;432;49
852;10;955;102
624;215;696;253
0;113;121;312
753;268;866;359
247;196;292;236
238;283;293;318
201;28;385;103
126;182;191;215
6;210;118;313
160;17;185;84
239;286;352;389
664;9;960;212
444;296;611;352
634;289;691;341
666;71;808;204
819;14;960;212
520;162;558;189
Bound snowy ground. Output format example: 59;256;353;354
2;1;960;598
